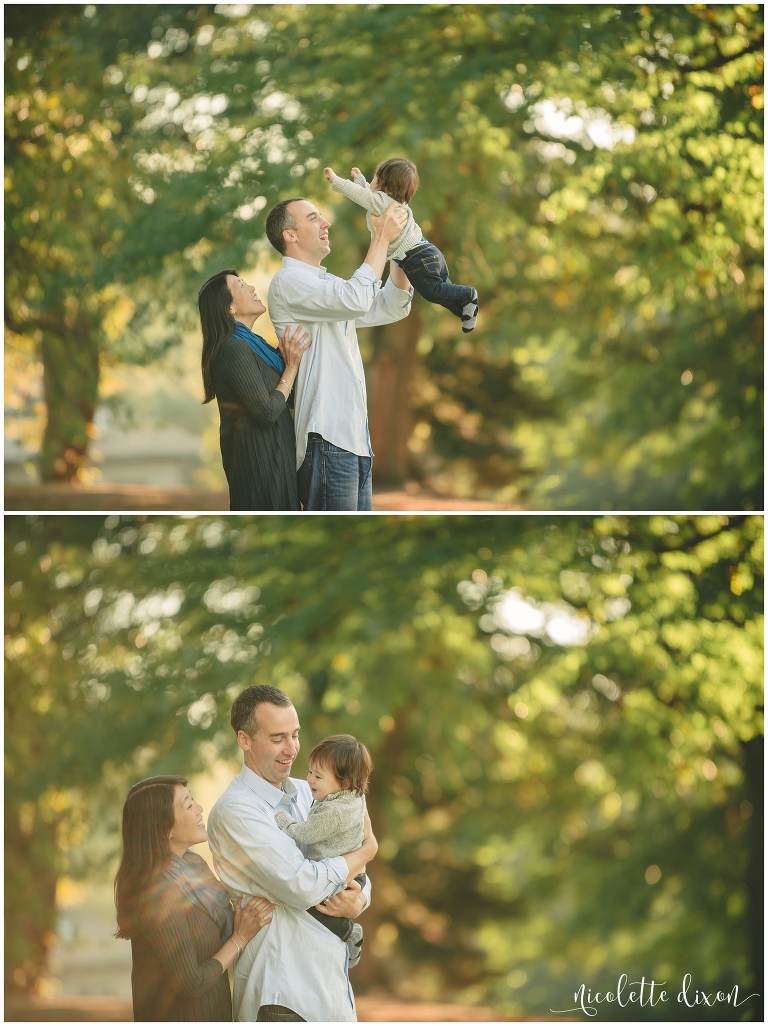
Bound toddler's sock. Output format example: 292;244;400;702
461;289;479;332
346;923;364;968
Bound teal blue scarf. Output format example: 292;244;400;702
231;321;285;375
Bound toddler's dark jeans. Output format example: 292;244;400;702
395;242;474;318
306;872;367;941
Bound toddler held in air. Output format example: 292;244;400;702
275;734;372;968
324;158;479;332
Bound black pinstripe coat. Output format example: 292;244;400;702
212;334;299;511
131;857;232;1021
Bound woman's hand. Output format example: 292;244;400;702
278;325;311;372
231;895;274;948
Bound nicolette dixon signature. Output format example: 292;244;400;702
551;973;760;1017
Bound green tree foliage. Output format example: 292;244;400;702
5;514;763;1018
4;5;199;480
121;3;763;507
4;4;764;501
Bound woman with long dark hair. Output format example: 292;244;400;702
199;269;310;510
115;775;274;1021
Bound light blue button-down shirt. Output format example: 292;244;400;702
207;765;370;1022
268;257;413;470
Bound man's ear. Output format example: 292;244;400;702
237;729;252;753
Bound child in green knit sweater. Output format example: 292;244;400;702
275;734;371;968
325;157;478;332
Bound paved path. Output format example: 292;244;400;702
4;485;230;511
5;485;522;512
4;994;563;1021
373;492;522;511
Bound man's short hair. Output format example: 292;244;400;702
231;684;293;735
265;199;305;255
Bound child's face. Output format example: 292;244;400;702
307;761;345;801
371;174;383;193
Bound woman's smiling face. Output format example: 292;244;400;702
168;785;208;854
226;274;267;320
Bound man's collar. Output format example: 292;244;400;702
281;255;327;278
239;764;299;807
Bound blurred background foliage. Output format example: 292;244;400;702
4;4;763;507
5;514;763;1019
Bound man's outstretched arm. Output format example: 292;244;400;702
268;207;406;328
388;261;412;292
355;262;413;329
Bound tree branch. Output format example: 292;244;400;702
682;35;764;73
646;517;747;557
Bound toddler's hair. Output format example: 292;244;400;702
309;734;373;796
374;157;419;204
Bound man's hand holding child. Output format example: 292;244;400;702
370;205;407;244
316;878;365;919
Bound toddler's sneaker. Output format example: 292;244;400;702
461;289;479;332
346;923;364;968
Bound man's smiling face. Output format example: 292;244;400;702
238;702;301;787
283;199;331;265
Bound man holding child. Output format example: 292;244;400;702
208;685;377;1022
265;198;413;511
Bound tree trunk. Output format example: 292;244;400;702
354;709;412;993
39;309;100;482
367;212;451;490
354;801;387;993
742;734;763;1021
368;305;422;489
4;799;59;996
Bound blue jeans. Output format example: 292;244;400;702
298;434;373;511
395;242;475;318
